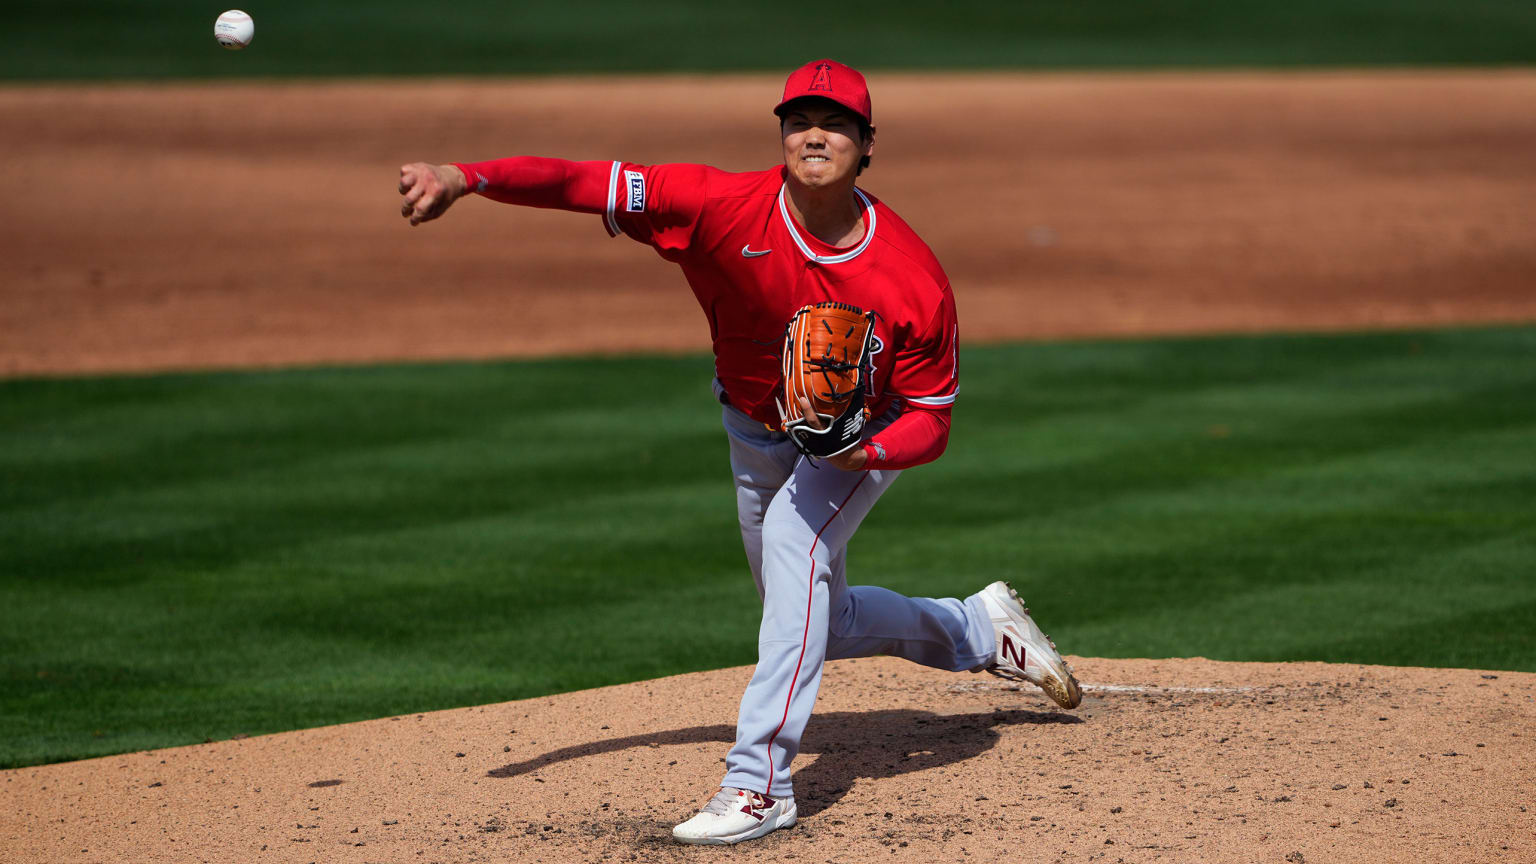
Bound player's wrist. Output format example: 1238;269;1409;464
447;163;474;197
855;444;878;470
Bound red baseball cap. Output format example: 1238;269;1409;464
773;59;873;126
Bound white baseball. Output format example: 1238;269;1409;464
214;10;255;50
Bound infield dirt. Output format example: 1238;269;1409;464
1;71;1533;375
2;72;1534;862
4;657;1533;863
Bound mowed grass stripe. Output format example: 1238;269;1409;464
2;327;1533;768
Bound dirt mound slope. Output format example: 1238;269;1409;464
4;655;1531;862
2;70;1534;377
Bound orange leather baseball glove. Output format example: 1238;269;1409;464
779;301;877;459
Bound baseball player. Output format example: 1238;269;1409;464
398;59;1082;846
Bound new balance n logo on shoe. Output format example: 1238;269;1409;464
739;793;774;821
1000;632;1026;668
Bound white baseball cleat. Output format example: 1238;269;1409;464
672;786;797;845
976;580;1082;709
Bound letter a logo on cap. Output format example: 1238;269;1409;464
810;62;833;92
774;59;872;125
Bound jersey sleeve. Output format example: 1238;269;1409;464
885;287;959;409
604;162;711;257
454;157;613;213
863;405;951;470
450;158;708;256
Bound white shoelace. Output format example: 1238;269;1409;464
700;787;750;815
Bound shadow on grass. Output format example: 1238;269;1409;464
488;707;1082;818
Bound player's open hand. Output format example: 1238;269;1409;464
797;395;869;471
398;162;468;226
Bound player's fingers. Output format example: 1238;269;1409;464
410;195;438;225
797;395;825;429
398;165;420;195
400;181;427;217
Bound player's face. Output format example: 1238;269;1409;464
780;101;873;190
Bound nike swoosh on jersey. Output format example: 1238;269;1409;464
740;245;773;258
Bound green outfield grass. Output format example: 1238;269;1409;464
7;0;1535;79
3;326;1534;768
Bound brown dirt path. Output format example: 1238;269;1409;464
2;70;1533;376
4;656;1532;863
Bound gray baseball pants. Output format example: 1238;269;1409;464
714;395;996;798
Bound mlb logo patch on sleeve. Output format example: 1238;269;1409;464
625;170;646;212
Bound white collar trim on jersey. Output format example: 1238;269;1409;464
776;184;877;264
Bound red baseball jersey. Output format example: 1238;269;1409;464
453;156;958;468
596;162;959;428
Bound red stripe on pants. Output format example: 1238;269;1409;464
762;472;869;796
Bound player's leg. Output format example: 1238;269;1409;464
726;400;986;671
815;494;1077;706
822;550;1081;708
824;580;995;671
719;455;896;799
676;399;807;845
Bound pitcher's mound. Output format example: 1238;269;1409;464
3;656;1532;862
